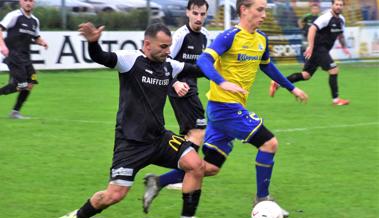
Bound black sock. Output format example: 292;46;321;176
329;74;338;99
181;189;201;217
77;200;103;218
13;90;30;111
287;72;304;83
0;84;17;95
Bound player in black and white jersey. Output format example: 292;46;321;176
270;0;351;106
0;0;48;118
169;0;209;145
59;22;206;218
142;0;209;195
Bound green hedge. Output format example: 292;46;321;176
0;6;149;30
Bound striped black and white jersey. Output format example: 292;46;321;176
0;9;40;64
168;24;208;97
313;9;345;51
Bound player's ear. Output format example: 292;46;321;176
144;39;151;50
186;9;191;17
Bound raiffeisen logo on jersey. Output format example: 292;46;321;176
237;53;260;61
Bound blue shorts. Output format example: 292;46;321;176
203;101;263;158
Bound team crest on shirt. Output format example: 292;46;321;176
164;66;170;76
258;44;263;51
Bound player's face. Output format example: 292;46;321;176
332;0;344;15
187;4;208;32
311;6;320;15
19;0;35;13
244;0;267;29
146;31;172;62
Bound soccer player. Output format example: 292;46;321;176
143;0;209;195
143;0;308;217
270;0;350;106
297;4;320;55
0;0;48;119
59;22;207;218
298;4;320;40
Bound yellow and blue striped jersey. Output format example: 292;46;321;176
203;25;270;106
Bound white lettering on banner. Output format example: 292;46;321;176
271;44;302;57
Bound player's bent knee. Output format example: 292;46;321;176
204;162;220;176
105;189;127;204
259;137;279;153
302;72;311;80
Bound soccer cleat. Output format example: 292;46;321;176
333;98;350;106
254;195;289;218
9;110;30;119
166;182;183;190
269;81;279;97
59;209;78;218
143;173;162;214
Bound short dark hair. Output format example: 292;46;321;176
236;0;254;17
144;23;171;38
331;0;344;4
187;0;209;11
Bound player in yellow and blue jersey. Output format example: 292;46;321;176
141;0;308;217
197;0;308;216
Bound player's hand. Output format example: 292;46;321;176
219;81;248;95
291;87;308;103
304;46;313;59
173;81;190;97
78;22;105;42
36;38;48;49
0;45;9;57
342;47;351;58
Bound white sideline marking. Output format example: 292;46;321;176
30;117;378;132
273;122;379;133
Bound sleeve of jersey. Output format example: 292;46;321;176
196;29;236;85
169;58;205;79
170;29;185;59
88;41;117;68
313;12;330;30
0;11;18;30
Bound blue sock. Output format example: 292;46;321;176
255;150;275;198
159;169;185;187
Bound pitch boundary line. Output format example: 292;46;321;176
273;122;379;132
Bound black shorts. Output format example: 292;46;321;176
7;62;38;85
203;125;274;168
110;130;194;186
169;94;206;135
303;49;337;75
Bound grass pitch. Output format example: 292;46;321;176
0;62;378;218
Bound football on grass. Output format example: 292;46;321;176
251;201;283;218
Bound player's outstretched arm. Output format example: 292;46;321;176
78;22;117;68
35;37;48;49
78;22;105;42
291;87;308;103
304;25;317;59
